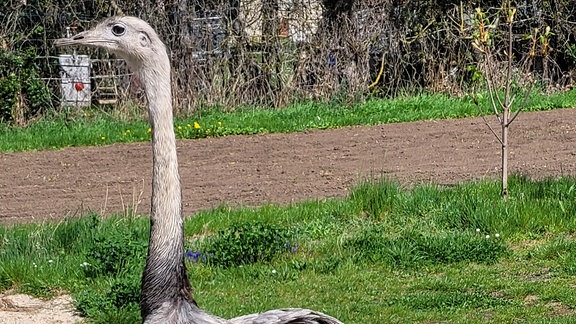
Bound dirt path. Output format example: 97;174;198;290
0;293;80;324
1;108;575;225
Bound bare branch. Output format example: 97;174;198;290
485;76;503;124
474;97;504;144
507;79;535;125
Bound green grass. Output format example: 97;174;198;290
1;89;576;152
3;176;576;322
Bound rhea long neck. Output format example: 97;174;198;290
144;58;182;252
137;49;194;315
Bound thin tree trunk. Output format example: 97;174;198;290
501;0;514;199
501;109;509;198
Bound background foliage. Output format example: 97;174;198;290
1;0;575;123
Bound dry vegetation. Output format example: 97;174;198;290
1;0;575;123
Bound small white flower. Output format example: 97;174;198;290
476;228;481;233
80;262;90;267
48;259;53;264
271;269;277;274
33;262;37;268
485;235;490;239
495;233;500;238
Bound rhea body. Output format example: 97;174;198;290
55;16;342;324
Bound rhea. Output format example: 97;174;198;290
55;16;342;324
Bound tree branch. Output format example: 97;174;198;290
507;80;535;126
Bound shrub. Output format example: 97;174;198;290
83;230;147;277
202;221;293;268
0;48;52;123
74;275;141;321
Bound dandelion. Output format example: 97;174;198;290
125;129;131;134
177;125;183;131
147;127;152;133
101;136;106;141
217;121;222;126
194;121;201;129
187;123;192;128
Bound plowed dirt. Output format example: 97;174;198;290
1;108;575;225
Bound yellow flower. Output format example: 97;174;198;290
177;125;183;131
217;121;222;126
147;128;152;133
205;129;211;134
101;136;106;141
126;129;131;133
187;123;192;128
194;121;201;129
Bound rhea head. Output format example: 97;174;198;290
54;16;168;74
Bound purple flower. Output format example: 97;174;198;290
186;250;202;263
291;244;298;253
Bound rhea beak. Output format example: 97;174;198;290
54;30;112;48
55;31;88;47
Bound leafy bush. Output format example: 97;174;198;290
83;229;147;277
202;221;293;268
107;276;141;308
74;275;141;321
0;48;52;123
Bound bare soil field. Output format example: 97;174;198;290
1;108;575;225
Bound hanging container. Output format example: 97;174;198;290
59;54;91;107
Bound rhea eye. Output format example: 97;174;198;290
111;24;126;36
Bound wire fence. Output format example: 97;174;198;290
1;0;575;124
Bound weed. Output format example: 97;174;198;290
74;275;141;322
202;221;293;268
350;180;401;220
83;230;147;277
